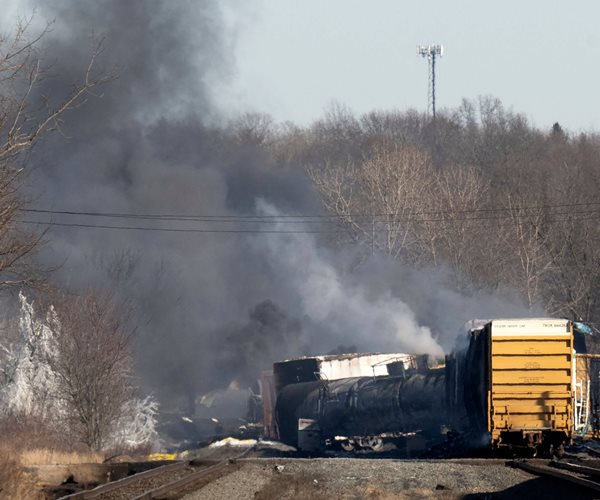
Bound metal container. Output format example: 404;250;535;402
451;318;575;452
275;371;445;448
273;352;418;394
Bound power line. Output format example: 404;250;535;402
20;209;600;235
20;220;337;234
20;200;600;223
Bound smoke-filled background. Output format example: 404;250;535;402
4;1;540;413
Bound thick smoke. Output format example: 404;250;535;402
17;0;325;408
8;1;539;414
212;300;307;387
252;201;443;356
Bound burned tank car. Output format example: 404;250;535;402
275;370;445;451
272;352;419;394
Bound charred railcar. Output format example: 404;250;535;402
270;319;600;455
273;354;445;451
276;371;445;451
273;353;417;394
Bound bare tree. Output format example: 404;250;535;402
0;17;111;287
45;289;135;450
501;198;554;309
268;121;311;165
544;219;600;320
308;144;434;260
296;97;600;323
310;102;364;163
307;157;363;246
416;164;490;289
230;112;275;147
361;145;433;260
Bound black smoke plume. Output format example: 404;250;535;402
16;0;317;408
10;1;537;415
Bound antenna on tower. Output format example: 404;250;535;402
417;44;443;120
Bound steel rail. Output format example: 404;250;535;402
59;447;255;500
57;461;186;499
133;447;254;500
131;446;256;499
131;461;230;499
550;460;600;478
510;460;600;493
584;446;600;457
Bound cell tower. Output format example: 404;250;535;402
417;44;443;120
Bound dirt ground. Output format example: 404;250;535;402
181;457;596;500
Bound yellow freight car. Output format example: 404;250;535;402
448;318;574;455
488;318;573;452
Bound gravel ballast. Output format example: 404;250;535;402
181;457;596;499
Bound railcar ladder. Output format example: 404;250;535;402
575;379;590;433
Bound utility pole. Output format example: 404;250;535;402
417;44;443;120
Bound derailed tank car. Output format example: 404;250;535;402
273;353;446;451
447;318;575;455
273;352;419;394
276;371;445;451
268;319;600;456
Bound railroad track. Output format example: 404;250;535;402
58;448;253;500
510;459;600;494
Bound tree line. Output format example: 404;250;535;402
240;100;600;324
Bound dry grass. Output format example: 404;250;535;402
19;448;104;466
0;415;106;499
0;415;106;465
0;447;42;500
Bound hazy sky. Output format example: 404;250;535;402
2;0;598;132
219;0;600;132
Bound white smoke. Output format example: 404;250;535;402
254;200;443;356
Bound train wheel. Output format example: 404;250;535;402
340;440;355;452
545;443;564;458
365;437;384;451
